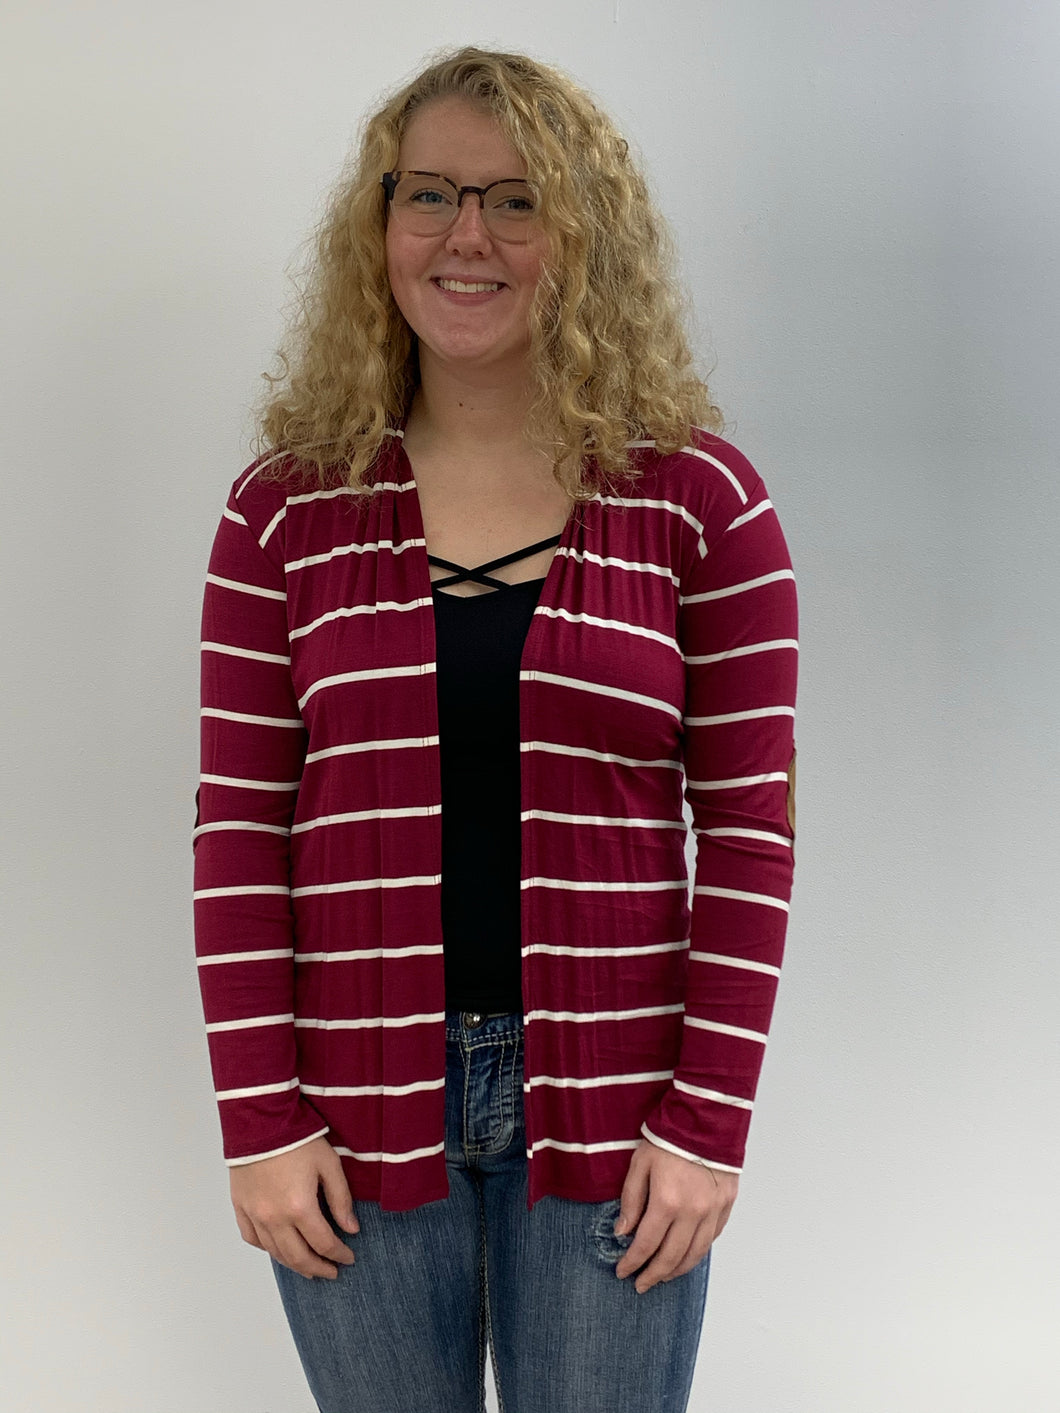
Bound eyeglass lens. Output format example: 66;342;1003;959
390;175;536;241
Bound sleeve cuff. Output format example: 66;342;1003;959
225;1125;330;1166
640;1121;742;1174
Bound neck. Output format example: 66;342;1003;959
405;353;540;459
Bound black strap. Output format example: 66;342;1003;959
428;533;562;591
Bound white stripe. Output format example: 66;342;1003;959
197;948;294;966
259;505;286;549
687;638;798;665
205;572;286;601
235;450;292;497
727;498;772;529
686;771;788;790
201;640;290;666
523;877;688;894
596;492;706;537
531;605;678;653
201;707;303;728
678;445;748;504
597;494;707;557
222;507;248;526
691;950;782;978
205;1013;294;1033
685;706;795;726
304;735;438;766
558;545;678;585
700;826;792;848
525;1004;684;1024
639;1123;742;1172
290;875;441;898
529;1136;640;1156
192;820;291;839
521;740;682;772
291;596;432;641
300;1078;444;1097
331;1141;446;1164
673;1078;754;1110
291;803;440;834
194;884;291;900
226;1127;329;1166
216;1077;300;1100
294;1011;445;1030
285;483;382;506
684;1015;768;1043
298;661;434;710
521;670;681;722
526;1068;673;1089
285;535;424;574
694;884;789;912
523;939;689;958
521;809;684;830
199;772;300;791
682;569;795;604
295;943;443;962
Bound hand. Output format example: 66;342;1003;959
229;1135;360;1280
613;1139;738;1294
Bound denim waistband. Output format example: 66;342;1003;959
445;1008;524;1043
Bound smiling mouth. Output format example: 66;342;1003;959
431;278;508;293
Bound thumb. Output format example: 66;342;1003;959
321;1157;359;1234
614;1151;650;1235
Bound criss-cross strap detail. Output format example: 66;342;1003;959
427;533;563;591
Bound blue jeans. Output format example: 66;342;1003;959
272;1010;711;1412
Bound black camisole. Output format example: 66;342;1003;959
429;533;563;1014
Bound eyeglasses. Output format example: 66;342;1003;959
381;170;538;243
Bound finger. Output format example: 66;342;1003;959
301;1208;356;1267
713;1200;735;1241
274;1224;346;1280
321;1163;360;1235
615;1212;670;1281
668;1223;716;1279
615;1162;650;1236
234;1208;265;1249
248;1216;283;1266
631;1221;697;1293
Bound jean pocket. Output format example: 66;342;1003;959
588;1197;636;1266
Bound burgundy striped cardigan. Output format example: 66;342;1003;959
193;420;799;1212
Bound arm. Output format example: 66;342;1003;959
640;469;799;1173
194;477;360;1277
615;465;798;1292
193;478;326;1164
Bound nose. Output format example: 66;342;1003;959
446;193;493;251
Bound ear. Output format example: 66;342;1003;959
786;745;797;851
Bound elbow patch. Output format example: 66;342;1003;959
787;746;797;842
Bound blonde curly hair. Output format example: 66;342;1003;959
252;44;726;497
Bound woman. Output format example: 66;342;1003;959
193;45;798;1413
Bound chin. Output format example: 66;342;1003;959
425;335;521;366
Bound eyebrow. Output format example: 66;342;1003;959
403;168;528;185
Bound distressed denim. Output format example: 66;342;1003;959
272;1009;711;1412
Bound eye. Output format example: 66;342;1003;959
409;186;454;207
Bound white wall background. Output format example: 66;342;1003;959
3;1;1058;1409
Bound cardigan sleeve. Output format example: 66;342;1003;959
640;470;798;1174
192;478;329;1165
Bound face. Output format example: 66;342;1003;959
385;97;550;379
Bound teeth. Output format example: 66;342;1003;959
437;279;502;293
